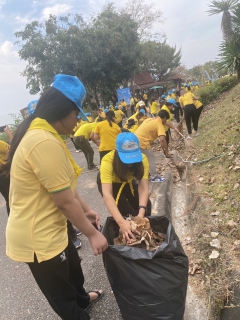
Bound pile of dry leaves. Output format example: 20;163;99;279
114;216;166;252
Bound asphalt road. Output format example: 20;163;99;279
0;142;122;320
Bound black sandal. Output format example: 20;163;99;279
84;290;104;311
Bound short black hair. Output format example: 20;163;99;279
158;109;170;119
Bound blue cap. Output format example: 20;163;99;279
161;94;166;99
168;91;172;95
115;106;118;110
139;109;146;115
172;89;176;92
167;99;177;107
116;132;142;164
52;74;88;121
85;112;91;116
104;108;109;113
27;100;38;115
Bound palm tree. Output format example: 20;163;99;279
207;0;239;41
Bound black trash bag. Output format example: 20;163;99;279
101;215;188;320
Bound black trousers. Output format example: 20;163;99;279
117;120;123;128
99;150;112;163
0;170;10;215
184;104;196;134
130;105;135;115
97;173;151;217
174;103;181;123
70;138;80;151
165;130;170;145
193;106;203;131
27;239;90;320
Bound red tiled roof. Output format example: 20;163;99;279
134;70;155;85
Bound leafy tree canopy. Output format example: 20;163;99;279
139;40;181;80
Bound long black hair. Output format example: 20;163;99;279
112;150;144;182
105;110;116;127
1;87;78;176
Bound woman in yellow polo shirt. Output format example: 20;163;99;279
2;74;108;320
150;97;159;117
93;110;121;162
179;89;199;139
193;98;203;136
97;132;151;242
114;106;125;128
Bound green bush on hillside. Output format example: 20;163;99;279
198;75;238;106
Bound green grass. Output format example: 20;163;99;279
185;83;240;319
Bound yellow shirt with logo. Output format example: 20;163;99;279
114;110;124;124
135;118;166;149
161;105;173;131
100;150;149;183
74;122;97;139
6;130;75;263
150;101;159;115
94;120;121;151
0;140;9;166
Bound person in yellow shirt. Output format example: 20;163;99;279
150;97;159;117
2;74;108;320
130;96;135;115
135;110;171;182
171;89;177;100
125;118;139;132
179;89;199;139
193;98;203;136
0;125;13;215
119;99;128;117
162;99;181;144
142;92;148;107
124;109;146;129
97;132;151;242
114;106;125;128
93;110;121;162
95;108;106;122
167;91;172;100
74;122;98;170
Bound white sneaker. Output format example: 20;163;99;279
75;150;80;153
186;136;192;140
195;133;200;137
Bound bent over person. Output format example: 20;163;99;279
2;74;108;320
135;110;171;182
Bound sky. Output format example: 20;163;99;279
0;0;223;125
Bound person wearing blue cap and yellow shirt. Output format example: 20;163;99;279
97;132;151;243
114;106;125;128
162;99;181;145
2;74;108;320
124;109;147;129
167;91;172;100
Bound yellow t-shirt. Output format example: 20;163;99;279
114;110;124;124
161;105;173;131
74;122;97;139
171;93;176;100
0;140;9;166
100;150;149;183
6;130;75;263
150;101;159;115
94;120;121;151
194;99;203;109
87;116;93;123
181;92;195;106
128;124;139;133
135;118;166;149
130;97;134;106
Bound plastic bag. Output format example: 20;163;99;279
101;215;188;320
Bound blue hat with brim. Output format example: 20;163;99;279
161;94;166;99
139;109;146;115
27;100;38;115
116;132;142;164
115;106;118;110
167;99;177;107
52;74;88;121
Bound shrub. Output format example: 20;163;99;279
198;75;238;106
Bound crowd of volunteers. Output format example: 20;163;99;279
0;74;204;320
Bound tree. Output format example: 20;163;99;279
207;0;239;41
120;0;165;40
15;5;140;106
139;40;181;80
